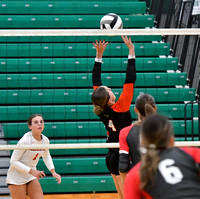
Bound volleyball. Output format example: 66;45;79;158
100;13;123;30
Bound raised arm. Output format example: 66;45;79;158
121;35;135;58
93;39;109;60
92;40;108;89
121;35;136;84
112;36;136;112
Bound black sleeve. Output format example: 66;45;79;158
92;61;102;86
125;58;136;84
119;153;130;173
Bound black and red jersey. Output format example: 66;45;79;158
119;123;141;173
92;59;136;143
124;147;200;199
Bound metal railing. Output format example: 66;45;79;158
184;101;200;141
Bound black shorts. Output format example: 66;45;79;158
7;180;32;186
106;149;119;175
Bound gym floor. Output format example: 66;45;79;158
0;193;119;199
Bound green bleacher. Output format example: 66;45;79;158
0;88;195;104
5;120;199;138
0;0;198;194
0;35;162;43
0;15;154;29
0;42;170;57
0;1;147;14
0;104;199;121
0;57;177;72
0;72;187;88
40;176;116;193
37;157;109;174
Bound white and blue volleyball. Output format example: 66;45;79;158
100;13;123;29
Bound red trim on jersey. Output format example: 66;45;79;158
32;153;39;160
180;147;200;163
124;162;152;199
119;124;134;153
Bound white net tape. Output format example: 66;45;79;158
0;28;199;36
0;141;200;150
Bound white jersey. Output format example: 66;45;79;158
6;131;55;185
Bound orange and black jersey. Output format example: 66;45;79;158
92;58;136;143
124;147;200;199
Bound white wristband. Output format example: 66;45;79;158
128;55;135;59
95;58;102;63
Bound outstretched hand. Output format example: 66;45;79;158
121;35;134;50
121;35;135;56
93;39;109;59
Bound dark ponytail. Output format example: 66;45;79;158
140;114;174;191
135;93;156;118
91;87;110;115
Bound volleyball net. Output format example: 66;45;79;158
0;141;200;151
0;28;200;151
0;28;199;36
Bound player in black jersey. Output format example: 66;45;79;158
119;93;157;184
124;114;200;199
91;36;136;199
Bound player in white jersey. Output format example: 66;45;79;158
6;114;61;199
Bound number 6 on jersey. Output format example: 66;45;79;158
158;159;183;184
